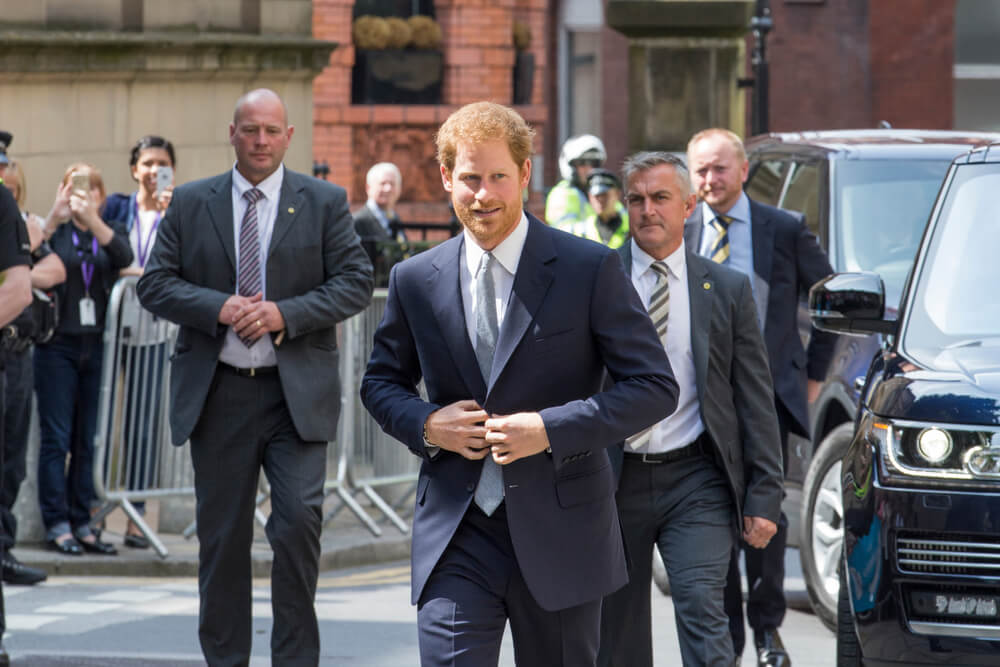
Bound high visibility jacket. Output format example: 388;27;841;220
544;180;593;227
565;206;630;248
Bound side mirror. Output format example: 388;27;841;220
809;272;896;336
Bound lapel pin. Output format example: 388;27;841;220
703;281;712;290
287;207;295;214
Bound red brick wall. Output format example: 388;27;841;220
312;0;549;224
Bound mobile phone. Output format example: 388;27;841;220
155;166;174;197
70;171;90;195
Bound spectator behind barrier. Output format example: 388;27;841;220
34;163;133;556
102;136;177;550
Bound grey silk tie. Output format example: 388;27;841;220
626;261;671;451
237;188;264;347
473;252;504;515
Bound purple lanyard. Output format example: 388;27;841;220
133;198;162;268
71;230;99;293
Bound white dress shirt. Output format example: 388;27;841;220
218;164;284;369
460;213;529;369
630;239;705;453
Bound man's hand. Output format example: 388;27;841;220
807;379;822;404
424;400;490;460
743;516;778;549
218;293;261;325
232;293;285;342
484;412;551;464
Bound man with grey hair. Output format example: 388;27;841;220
354;161;406;244
138;88;373;666
599;151;784;667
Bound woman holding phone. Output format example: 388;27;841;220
36;163;133;555
103;135;176;549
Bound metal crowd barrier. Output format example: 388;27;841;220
92;281;420;557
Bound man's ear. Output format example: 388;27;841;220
440;164;453;192
520;159;532;191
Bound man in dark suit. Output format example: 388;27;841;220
137;89;373;666
353;161;406;248
598;152;784;667
361;102;679;666
686;128;836;667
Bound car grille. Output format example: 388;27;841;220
897;534;1000;579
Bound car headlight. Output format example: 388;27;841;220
860;412;999;485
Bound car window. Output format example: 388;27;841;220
834;159;951;305
902;163;1000;370
781;162;822;242
746;159;788;206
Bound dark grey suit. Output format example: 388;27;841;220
599;244;783;667
138;168;373;665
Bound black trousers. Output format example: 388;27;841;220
0;347;32;551
189;368;327;667
417;502;602;667
725;400;792;655
0;355;8;640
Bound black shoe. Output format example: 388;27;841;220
78;536;118;555
124;533;150;549
47;536;84;556
756;628;790;667
0;640;9;666
2;553;47;585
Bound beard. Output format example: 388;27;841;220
452;196;522;249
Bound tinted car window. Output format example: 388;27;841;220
833;159;950;304
746;159;788;206
901;163;1000;370
781;162;822;241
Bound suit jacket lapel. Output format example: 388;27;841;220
490;217;555;392
686;251;712;405
207;173;236;273
750;200;775;285
268;172;304;259
430;236;486;399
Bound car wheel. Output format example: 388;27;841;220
800;422;852;631
652;546;670;596
837;561;862;666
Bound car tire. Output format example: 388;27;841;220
800;422;853;632
652;546;670;596
837;561;862;666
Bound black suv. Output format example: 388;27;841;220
743;130;1000;628
811;143;1000;665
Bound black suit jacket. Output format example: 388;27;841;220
613;244;784;524
353;204;404;241
137;168;374;445
684;200;835;437
361;214;679;612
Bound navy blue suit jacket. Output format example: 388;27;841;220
685;200;835;437
361;214;679;611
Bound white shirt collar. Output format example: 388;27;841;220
232;163;284;202
701;190;750;226
631;238;687;281
463;212;529;277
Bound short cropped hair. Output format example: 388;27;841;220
621;151;692;195
435;102;535;173
366;162;402;188
686;128;747;163
129;135;177;168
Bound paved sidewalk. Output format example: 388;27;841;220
14;505;413;579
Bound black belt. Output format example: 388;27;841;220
623;432;709;464
218;362;278;378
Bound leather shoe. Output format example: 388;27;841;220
0;640;10;666
2;553;47;585
756;628;791;667
78;536;118;555
124;533;150;549
47;536;83;556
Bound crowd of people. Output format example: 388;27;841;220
0;91;835;667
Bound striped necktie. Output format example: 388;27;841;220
626;261;671;451
237;187;264;346
708;213;733;264
473;252;504;515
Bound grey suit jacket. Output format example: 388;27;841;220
614;243;784;523
137;168;374;445
685;201;835;437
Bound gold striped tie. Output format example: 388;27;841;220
626;261;670;451
708;213;733;264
